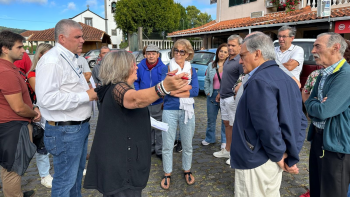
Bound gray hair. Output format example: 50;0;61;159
318;32;348;56
55;19;82;42
99;50;136;86
228;35;243;45
278;25;296;37
244;34;276;61
28;43;53;74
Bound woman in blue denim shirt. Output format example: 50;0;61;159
202;43;229;149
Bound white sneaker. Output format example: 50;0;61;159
213;148;230;158
226;158;230;165
83;169;86;176
201;140;210;146
41;174;53;188
221;143;226;149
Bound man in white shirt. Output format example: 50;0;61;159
275;26;304;81
77;54;92;83
35;19;97;197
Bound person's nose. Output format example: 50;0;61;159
311;47;316;54
239;58;243;64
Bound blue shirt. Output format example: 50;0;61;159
313;59;343;129
247;65;259;80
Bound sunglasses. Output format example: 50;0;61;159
174;48;187;56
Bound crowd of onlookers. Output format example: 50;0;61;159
1;18;350;197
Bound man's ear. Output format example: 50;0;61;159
255;50;262;60
58;34;65;44
332;43;341;54
1;46;9;55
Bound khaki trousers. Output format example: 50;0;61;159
234;159;283;197
0;123;33;197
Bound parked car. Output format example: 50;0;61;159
273;38;322;89
190;49;217;91
83;49;99;68
132;51;144;64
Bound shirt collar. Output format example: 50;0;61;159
247;65;259;79
277;44;294;53
56;43;79;62
228;54;240;61
322;58;344;76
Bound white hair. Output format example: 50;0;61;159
318;32;348;56
244;33;276;61
55;19;82;42
228;35;243;45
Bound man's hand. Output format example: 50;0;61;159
33;107;41;122
284;164;299;174
163;69;189;92
87;88;98;101
321;97;327;103
215;93;220;102
277;153;288;171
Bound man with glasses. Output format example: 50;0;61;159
232;32;307;197
214;35;244;166
275;25;304;81
134;44;166;159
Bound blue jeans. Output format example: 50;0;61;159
205;89;226;143
35;152;50;178
44;122;90;197
348;184;350;197
162;110;195;174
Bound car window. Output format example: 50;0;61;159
274;41;315;64
136;53;144;62
190;52;215;65
93;51;100;56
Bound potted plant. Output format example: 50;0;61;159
285;0;301;11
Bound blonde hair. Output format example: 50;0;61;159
171;39;194;61
28;43;53;75
99;50;136;86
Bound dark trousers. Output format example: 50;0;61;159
148;103;163;155
320;150;350;197
309;127;324;197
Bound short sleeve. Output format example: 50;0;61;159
291;46;304;66
0;71;22;95
27;71;36;79
112;82;133;107
303;70;321;93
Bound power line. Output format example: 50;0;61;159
0;18;56;23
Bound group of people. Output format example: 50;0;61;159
0;18;350;197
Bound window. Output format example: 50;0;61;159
229;0;256;7
45;41;49;44
112;45;117;48
112;29;117;36
111;2;116;13
85;18;93;26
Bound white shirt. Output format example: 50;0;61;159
275;44;304;80
35;43;91;121
77;56;91;73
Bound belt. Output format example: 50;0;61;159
47;117;90;126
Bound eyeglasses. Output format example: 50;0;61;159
277;35;291;39
174;48;187;56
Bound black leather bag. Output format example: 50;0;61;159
32;123;45;151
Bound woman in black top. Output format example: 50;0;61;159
83;50;189;197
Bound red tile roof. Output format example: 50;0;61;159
20;30;40;37
168;6;350;36
28;22;111;43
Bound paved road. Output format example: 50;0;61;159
0;93;310;196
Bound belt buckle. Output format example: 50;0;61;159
48;121;56;126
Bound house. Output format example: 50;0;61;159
70;0;123;49
168;0;350;48
25;23;111;53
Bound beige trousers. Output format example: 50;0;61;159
0;123;33;197
234;159;283;197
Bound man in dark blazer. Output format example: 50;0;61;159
231;33;307;197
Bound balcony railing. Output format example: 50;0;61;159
306;0;349;10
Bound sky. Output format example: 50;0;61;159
0;0;217;30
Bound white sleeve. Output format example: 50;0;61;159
35;61;90;111
291;46;304;66
81;58;91;73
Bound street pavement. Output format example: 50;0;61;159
0;93;310;197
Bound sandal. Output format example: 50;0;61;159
184;172;195;185
160;175;171;190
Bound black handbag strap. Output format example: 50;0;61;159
216;68;221;83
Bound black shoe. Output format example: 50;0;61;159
175;141;182;152
23;190;35;197
156;154;162;160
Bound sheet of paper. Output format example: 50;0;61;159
90;76;98;118
150;117;169;132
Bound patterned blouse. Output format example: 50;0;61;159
303;69;321;94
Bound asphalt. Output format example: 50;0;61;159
0;93;310;197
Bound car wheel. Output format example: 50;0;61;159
89;60;96;68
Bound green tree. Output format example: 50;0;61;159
176;3;189;30
195;12;213;27
186;5;200;28
115;0;180;36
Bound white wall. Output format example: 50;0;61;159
217;0;267;22
71;11;106;32
105;0;123;48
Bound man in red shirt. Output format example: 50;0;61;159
0;30;41;197
13;51;32;74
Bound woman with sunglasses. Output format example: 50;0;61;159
202;43;229;149
161;39;199;189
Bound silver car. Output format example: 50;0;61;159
83;49;100;68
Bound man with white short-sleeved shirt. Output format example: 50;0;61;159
275;26;304;81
